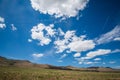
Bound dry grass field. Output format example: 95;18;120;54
0;66;120;80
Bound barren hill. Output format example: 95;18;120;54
0;56;119;72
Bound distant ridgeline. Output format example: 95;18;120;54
0;56;120;72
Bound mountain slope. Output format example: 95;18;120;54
0;56;119;72
0;56;70;70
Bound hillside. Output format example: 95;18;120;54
0;56;119;72
0;56;70;70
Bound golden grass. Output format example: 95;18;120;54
0;66;120;80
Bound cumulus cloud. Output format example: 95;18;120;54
54;39;68;53
30;23;56;46
30;0;89;18
54;30;95;53
0;16;6;29
30;23;95;56
32;53;44;58
29;23;120;65
95;25;120;44
64;31;75;39
73;53;81;57
68;39;95;52
11;24;17;31
30;23;120;63
54;30;76;53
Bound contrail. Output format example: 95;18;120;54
101;16;110;34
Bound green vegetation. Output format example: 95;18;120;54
0;66;120;80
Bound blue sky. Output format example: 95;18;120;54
0;0;120;68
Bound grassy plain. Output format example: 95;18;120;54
0;66;120;80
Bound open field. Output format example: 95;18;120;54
0;66;120;80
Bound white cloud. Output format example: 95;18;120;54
0;16;6;29
11;24;17;31
54;30;95;53
30;23;95;56
94;58;101;61
68;39;95;53
96;25;120;44
58;28;65;36
78;49;119;63
28;39;32;42
45;24;56;36
30;23;56;46
32;53;44;58
86;49;111;59
111;49;120;53
0;17;4;22
73;53;81;57
0;24;6;29
64;30;75;39
78;61;82;64
29;23;120;64
60;54;67;59
84;61;93;64
78;49;111;62
54;39;68;53
30;0;89;18
114;37;120;41
54;30;77;53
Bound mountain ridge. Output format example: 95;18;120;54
0;56;120;72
